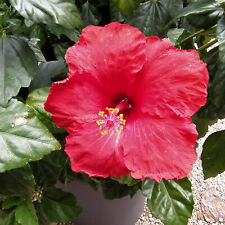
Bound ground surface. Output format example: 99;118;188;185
136;119;225;225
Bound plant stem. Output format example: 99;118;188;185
175;25;217;47
198;38;218;51
175;29;204;47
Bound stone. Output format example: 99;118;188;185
197;212;204;221
200;187;225;223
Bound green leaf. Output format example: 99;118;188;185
26;87;64;134
174;0;220;19
0;210;19;225
53;42;71;60
0;99;61;172
31;150;68;187
4;18;22;34
211;16;225;116
0;166;35;197
0;3;9;27
164;0;183;18
9;0;82;29
81;2;102;26
126;1;168;37
29;24;46;48
112;0;142;16
0;36;38;106
168;28;194;49
126;0;182;37
201;130;225;179
39;187;82;223
110;1;126;22
191;116;209;138
2;196;23;210
15;197;38;225
142;178;194;225
195;47;219;123
29;60;67;91
0;210;7;225
101;178;140;199
27;38;46;63
111;174;140;186
204;45;219;79
47;24;80;42
167;28;185;44
186;9;223;29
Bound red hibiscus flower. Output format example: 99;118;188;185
44;22;208;182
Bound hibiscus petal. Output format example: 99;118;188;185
136;37;208;117
44;74;109;132
65;22;146;80
65;121;130;178
44;23;207;182
122;114;198;182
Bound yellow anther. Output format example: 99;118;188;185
107;108;115;113
99;126;102;130
120;126;124;130
115;108;119;113
101;130;108;135
98;111;105;116
97;120;103;125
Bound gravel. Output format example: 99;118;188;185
136;119;225;225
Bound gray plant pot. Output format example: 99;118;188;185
59;179;145;225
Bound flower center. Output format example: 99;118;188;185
96;107;126;136
115;96;133;115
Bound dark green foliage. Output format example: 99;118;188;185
202;130;225;179
81;1;102;26
0;36;38;106
39;187;82;223
0;166;35;197
101;178;140;199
